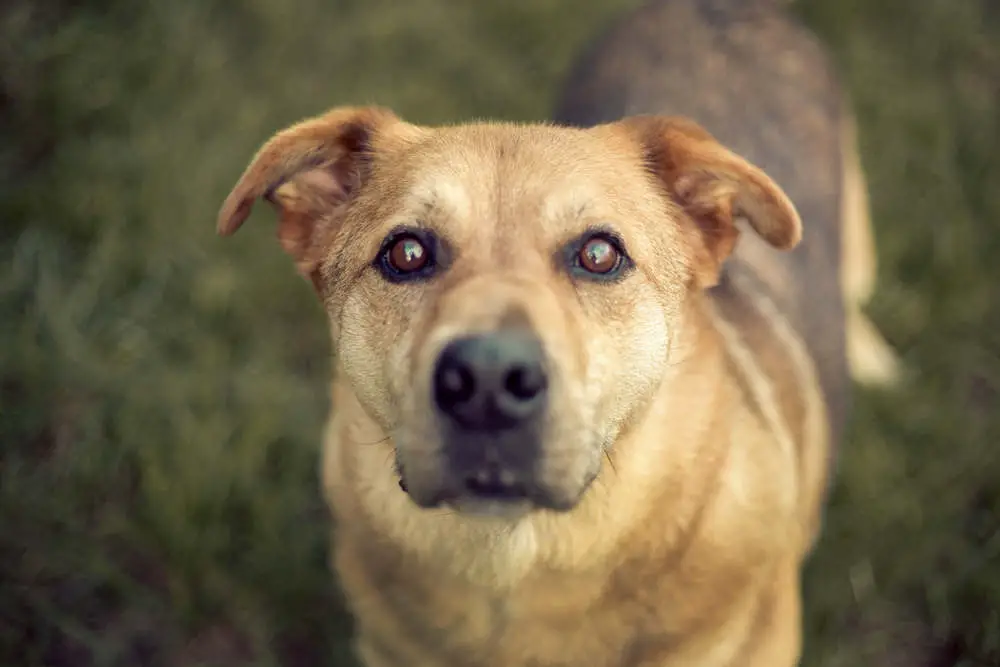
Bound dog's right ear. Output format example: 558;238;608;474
216;105;402;286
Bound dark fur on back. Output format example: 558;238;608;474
553;0;850;451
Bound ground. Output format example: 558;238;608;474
1;0;998;665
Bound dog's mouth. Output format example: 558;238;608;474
449;465;535;518
461;468;529;501
396;454;586;519
397;460;533;515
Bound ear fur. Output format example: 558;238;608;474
620;115;802;287
216;105;401;285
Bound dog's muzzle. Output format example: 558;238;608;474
410;329;554;514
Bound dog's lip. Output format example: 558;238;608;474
397;475;450;509
443;491;536;519
462;468;529;499
394;444;601;514
397;470;538;513
396;460;596;513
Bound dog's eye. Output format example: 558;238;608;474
578;236;622;275
375;229;440;282
386;235;429;273
562;229;632;282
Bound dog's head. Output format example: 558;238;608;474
218;106;800;519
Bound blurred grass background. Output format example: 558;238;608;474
1;0;997;665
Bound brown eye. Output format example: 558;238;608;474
579;237;621;274
386;235;429;274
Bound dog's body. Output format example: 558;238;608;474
216;1;898;666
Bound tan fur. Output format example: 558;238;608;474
839;108;902;386
218;107;837;667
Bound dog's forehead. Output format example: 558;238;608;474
387;123;657;241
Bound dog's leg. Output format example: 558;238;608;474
840;107;902;387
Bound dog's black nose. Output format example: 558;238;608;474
433;332;548;430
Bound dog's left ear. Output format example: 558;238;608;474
620;115;802;288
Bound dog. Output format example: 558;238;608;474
215;1;899;665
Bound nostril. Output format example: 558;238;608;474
503;364;547;402
435;363;476;409
434;334;547;426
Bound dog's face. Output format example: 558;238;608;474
218;106;800;518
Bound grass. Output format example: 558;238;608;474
1;0;997;665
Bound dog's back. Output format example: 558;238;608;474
553;0;851;456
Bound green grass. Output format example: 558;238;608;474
1;0;997;665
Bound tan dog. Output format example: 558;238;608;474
214;3;895;666
219;109;820;665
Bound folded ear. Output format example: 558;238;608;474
619;115;802;288
217;105;402;286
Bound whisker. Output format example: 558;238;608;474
603;449;619;477
358;433;394;446
666;352;695;368
357;423;402;447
